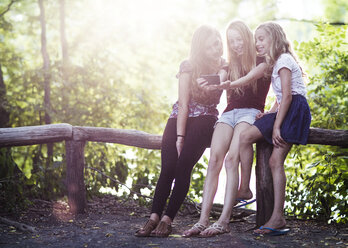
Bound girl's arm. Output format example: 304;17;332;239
176;73;191;156
200;62;266;90
269;101;279;113
272;68;292;148
256;100;278;120
228;62;267;89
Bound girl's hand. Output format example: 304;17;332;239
272;127;286;148
256;112;266;120
218;80;231;90
256;111;272;120
176;137;185;157
197;78;220;91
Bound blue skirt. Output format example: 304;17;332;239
254;95;311;145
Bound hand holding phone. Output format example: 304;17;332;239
201;74;220;85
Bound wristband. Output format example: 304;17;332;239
177;135;185;138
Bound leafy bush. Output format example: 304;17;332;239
285;24;348;223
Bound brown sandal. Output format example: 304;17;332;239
135;219;158;237
151;221;172;237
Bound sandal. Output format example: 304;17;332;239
135;219;158;237
182;222;207;237
198;222;230;238
151;221;172;237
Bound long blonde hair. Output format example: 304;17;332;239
189;25;223;105
255;22;300;75
226;20;257;96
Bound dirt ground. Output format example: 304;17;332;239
0;194;347;248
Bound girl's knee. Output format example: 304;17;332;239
207;158;223;175
224;154;239;170
208;152;224;167
240;130;254;145
269;156;283;170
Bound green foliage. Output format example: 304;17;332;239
286;24;348;223
0;148;32;212
187;156;209;201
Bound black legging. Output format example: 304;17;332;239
151;115;217;220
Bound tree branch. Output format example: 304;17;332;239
0;216;37;233
0;0;17;17
275;17;347;26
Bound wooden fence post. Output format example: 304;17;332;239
255;141;274;227
66;140;86;214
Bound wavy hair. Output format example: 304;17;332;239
255;22;301;75
226;20;257;96
189;25;223;105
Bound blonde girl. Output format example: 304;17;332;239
183;20;271;237
239;21;311;236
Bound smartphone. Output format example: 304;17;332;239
201;74;220;85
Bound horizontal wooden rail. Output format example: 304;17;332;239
73;126;162;149
0;124;347;224
1;124;346;148
0;124;162;149
0;123;73;147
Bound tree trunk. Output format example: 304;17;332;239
38;0;53;186
59;0;69;121
60;0;68;66
38;0;51;127
0;64;9;128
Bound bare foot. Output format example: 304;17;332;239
254;218;286;235
236;189;253;201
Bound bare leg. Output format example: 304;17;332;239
254;144;292;234
200;122;252;236
238;126;263;199
237;143;254;200
182;123;233;236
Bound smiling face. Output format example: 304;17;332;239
227;29;244;56
204;35;223;61
255;28;272;56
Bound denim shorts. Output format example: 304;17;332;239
215;108;261;128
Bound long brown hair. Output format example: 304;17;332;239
189;25;223;105
226;20;257;96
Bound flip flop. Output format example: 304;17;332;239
254;226;290;236
182;222;207;237
234;198;256;209
198;222;230;238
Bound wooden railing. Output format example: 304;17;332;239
0;124;347;226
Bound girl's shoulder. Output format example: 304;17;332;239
277;53;296;65
274;53;297;71
176;60;193;78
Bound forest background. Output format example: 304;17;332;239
0;0;347;224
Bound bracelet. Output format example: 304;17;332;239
177;135;185;138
